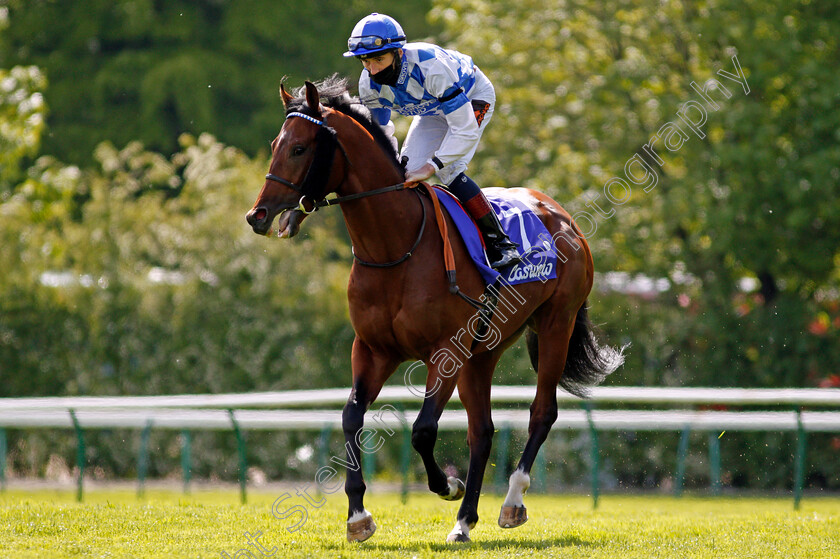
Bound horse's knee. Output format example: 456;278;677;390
467;420;495;454
342;401;365;435
411;418;438;452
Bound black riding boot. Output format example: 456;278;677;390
475;209;522;269
448;172;522;270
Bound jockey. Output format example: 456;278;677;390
344;12;521;270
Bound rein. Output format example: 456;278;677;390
352;188;426;268
265;172;413;212
268;110;489;312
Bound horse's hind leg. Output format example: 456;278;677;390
499;313;575;529
445;353;497;543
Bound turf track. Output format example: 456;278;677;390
1;488;839;558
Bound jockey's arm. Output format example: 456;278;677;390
405;101;479;186
370;107;398;153
429;101;480;172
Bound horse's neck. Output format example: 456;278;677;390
338;155;421;265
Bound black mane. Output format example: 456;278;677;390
285;74;402;174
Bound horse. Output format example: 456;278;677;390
246;76;625;544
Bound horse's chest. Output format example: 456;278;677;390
348;286;440;353
350;297;432;334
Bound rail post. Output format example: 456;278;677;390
674;425;691;497
493;423;512;492
0;427;6;492
316;425;331;496
362;440;375;482
708;431;721;495
793;407;807;510
584;403;600;509
137;419;153;498
181;429;192;494
534;444;547;493
69;410;85;502
227;410;247;504
396;403;411;504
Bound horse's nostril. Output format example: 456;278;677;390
254;208;267;222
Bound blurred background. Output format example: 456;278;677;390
1;0;838;493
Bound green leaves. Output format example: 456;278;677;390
0;66;47;188
435;0;840;388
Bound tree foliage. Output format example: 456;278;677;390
1;0;839;488
0;0;439;164
432;0;840;389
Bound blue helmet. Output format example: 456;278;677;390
343;13;406;58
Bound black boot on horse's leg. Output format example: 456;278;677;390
448;173;521;269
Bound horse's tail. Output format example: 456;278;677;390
524;302;626;398
560;302;627;398
525;302;626;398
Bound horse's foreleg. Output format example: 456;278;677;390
411;361;462;499
500;318;574;529
447;356;496;543
343;339;398;543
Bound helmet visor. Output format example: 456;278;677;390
347;35;405;53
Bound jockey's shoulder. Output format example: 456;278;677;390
403;41;438;52
403;42;467;61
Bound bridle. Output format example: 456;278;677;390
265;110;424;267
266;108;490;312
265;111;346;215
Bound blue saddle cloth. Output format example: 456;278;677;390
432;187;558;287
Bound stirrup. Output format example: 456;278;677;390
488;243;522;269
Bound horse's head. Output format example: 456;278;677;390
246;81;343;238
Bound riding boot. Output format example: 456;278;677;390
447;173;522;269
475;209;522;269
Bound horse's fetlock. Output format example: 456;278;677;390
344;479;366;499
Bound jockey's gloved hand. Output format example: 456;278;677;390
404;162;436;187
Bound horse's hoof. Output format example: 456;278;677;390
498;504;528;528
439;476;465;501
346;514;376;543
446;532;471;543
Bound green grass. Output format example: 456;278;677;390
1;488;839;558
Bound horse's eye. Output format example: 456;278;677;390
292;145;306;157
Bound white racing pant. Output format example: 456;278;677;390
399;68;495;185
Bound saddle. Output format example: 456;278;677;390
430;186;558;288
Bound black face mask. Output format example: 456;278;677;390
370;55;402;87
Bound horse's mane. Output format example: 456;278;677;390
285;74;403;175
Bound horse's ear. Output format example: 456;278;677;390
304;81;321;115
280;83;294;109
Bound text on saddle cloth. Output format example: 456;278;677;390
431;187;558;287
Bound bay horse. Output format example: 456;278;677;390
246;76;625;543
